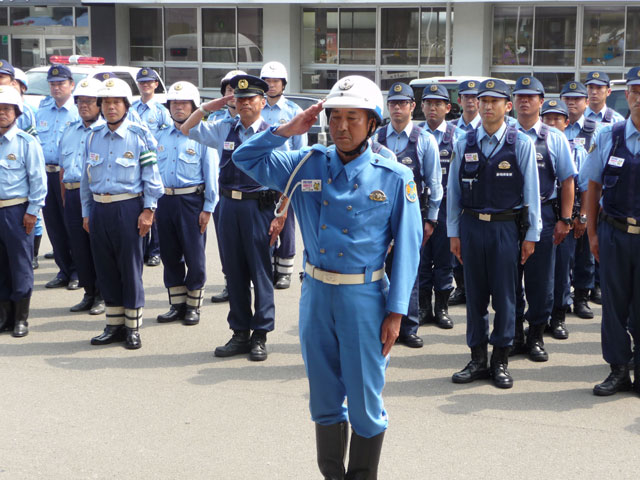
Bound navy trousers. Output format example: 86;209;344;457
419;204;454;293
460;213;519;348
63;189;97;296
143;221;161;259
554;232;575;309
573;232;595;290
89;197;145;309
0;203;34;301
276;208;296;259
218;195;275;332
156;193;207;291
43;170;76;281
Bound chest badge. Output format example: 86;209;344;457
440;149;450;157
370;190;387;202
401;157;412;165
224;141;235;151
573;137;585;146
608;156;625;167
536;152;543;161
279;118;287;124
464;153;479;163
301;179;322;192
186;148;196;155
7;153;16;161
158;145;165;152
498;160;511;170
405;181;418;203
124;151;134;159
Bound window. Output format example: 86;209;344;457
75;7;89;27
420;7;448;65
202;8;235;63
339;9;376;65
302;9;338;65
533;7;576;66
582;6;624;67
625;7;640;66
238;8;263;63
10;7;73;27
130;8;163;62
492;6;533;66
165;8;197;62
381;8;419;66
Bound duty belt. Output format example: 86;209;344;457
64;182;81;190
304;262;385;285
164;184;204;196
0;197;28;208
93;192;142;204
463;209;518;222
601;212;640;235
221;188;261;200
45;165;61;173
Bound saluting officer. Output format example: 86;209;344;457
582;67;640;397
81;78;164;349
260;61;307;290
448;79;541;389
584;71;626;125
232;75;422;480
36;64;80;290
154;81;218;326
59;78;106;316
0;85;47;337
181;75;282;362
511;76;576;359
419;84;464;329
374;82;440;347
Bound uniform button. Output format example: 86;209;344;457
342;228;348;234
354;184;358;189
107;178;110;182
338;252;343;257
327;178;332;184
321;224;327;230
319;248;325;254
323;200;329;206
375;159;379;163
347;206;352;211
108;165;111;168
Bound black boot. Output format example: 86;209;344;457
633;366;640;396
125;327;141;349
573;289;594;319
550;306;569;340
211;282;229;303
12;297;30;338
526;322;549;362
593;364;632;396
345;430;384;480
418;289;433;325
452;342;490;384
274;273;292;290
316;422;347;480
214;330;251;357
0;300;12;332
433;289;454;329
89;293;106;315
183;306;200;326
157;304;186;323
70;293;95;312
449;269;465;306
249;330;268;361
490;346;513;389
590;284;602;305
91;325;126;345
32;235;41;269
509;316;527;356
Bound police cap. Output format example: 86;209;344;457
458;80;479;96
513;76;545;96
560;81;587;98
477;79;511;100
94;72;116;81
136;67;160;82
231;74;268;98
421;84;450;102
584;71;610;87
541;99;569;118
47;64;73;82
626;67;640;86
387;82;414;102
0;59;15;78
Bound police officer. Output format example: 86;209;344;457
541;99;585;340
232;75;422;480
560;80;599;319
584;71;626;125
448;79;541;389
0;85;47;337
81;78;164;349
374;82;440;345
454;80;481;133
0;60;14;87
419;84;463;329
132;67;171;268
154;81;218;326
181;75;282;361
58;78;106;316
582;67;640;397
36;64;80;290
260;61;307;289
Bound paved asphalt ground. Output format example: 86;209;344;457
1;230;639;480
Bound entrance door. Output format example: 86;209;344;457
11;36;74;69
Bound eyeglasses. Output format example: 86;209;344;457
76;98;97;105
387;100;411;108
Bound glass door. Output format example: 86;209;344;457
11;35;75;69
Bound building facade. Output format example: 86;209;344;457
1;1;638;96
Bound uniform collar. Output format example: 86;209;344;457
569;115;586;129
425;120;448;135
328;145;374;183
477;121;507;143
265;96;286;110
51;96;75;111
0;123;19;141
387;121;413;138
458;114;481;129
234;116;263;135
100;118;130;139
516;118;542;135
625;118;640;141
585;106;606;118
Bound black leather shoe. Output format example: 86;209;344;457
89;296;106;315
633;366;640;396
490;347;513;389
125;327;142;349
32;256;39;269
509;316;528;357
593;365;632;396
146;255;161;267
0;301;12;333
452;343;490;384
448;286;466;306
249;330;268;361
274;274;291;290
396;333;424;348
91;325;126;345
70;294;94;312
44;251;54;259
590;285;602;305
66;279;80;290
183;306;200;326
434;289;454;329
526;323;549;362
214;330;251;357
157;304;186;323
45;277;68;289
550;306;569;340
573;289;594;319
211;286;229;303
418;289;433;326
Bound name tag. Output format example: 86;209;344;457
89;152;100;162
224;142;235;151
158;145;165;152
301;179;322;192
465;153;479;162
39;120;48;127
608;156;625;167
573;137;585;146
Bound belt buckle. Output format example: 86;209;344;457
102;194;112;204
323;272;340;285
231;190;242;200
166;187;175;195
479;213;491;222
627;217;637;225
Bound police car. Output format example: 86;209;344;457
607;79;629;119
24;55;167;109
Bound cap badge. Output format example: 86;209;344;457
593;72;600;78
0;61;3;67
486;81;495;89
430;85;438;92
393;84;402;93
124;151;134;159
338;78;353;90
468;81;475;88
238;79;249;90
186;148;195;155
52;68;59;76
141;69;148;76
0;87;4;93
102;73;109;80
401;157;412;165
175;83;183;91
570;83;577;90
81;80;89;87
498;161;511;170
522;78;531;86
105;79;115;87
637;70;640;78
7;153;16;161
549;100;557;106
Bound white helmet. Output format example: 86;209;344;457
260;61;288;84
220;69;247;95
73;77;102;99
324;76;384;123
167;81;200;106
97;78;133;104
13;68;28;92
0;85;23;114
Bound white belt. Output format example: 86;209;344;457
304;262;385;285
64;182;81;190
93;192;141;204
164;185;203;196
0;197;28;208
45;165;61;173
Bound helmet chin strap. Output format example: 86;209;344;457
105;111;127;126
335;121;377;158
267;92;282;99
